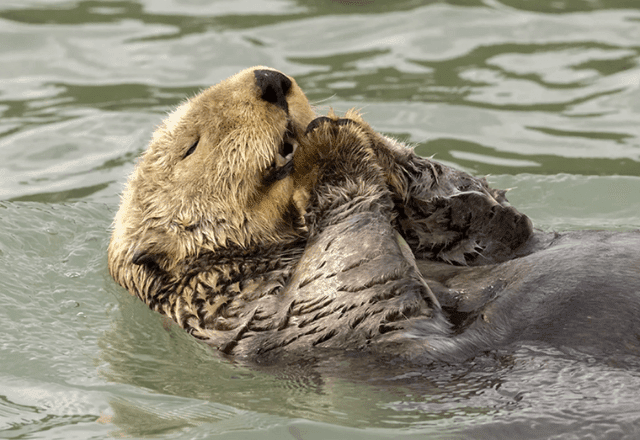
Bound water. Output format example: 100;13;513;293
1;0;640;438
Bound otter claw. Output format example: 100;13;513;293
305;116;355;134
305;117;332;134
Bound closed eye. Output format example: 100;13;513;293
183;138;199;159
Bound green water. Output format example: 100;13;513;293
1;1;639;438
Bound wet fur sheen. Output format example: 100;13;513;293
109;66;640;363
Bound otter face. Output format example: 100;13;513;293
109;67;317;277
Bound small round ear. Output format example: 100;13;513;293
132;245;162;267
130;230;170;269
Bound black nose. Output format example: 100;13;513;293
254;69;291;113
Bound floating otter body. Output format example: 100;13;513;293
108;66;640;363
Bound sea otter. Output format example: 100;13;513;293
108;66;640;363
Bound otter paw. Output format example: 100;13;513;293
302;115;377;170
403;191;533;265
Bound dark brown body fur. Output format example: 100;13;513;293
109;67;640;363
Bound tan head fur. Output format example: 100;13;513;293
108;67;316;290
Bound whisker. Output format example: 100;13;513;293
310;94;337;105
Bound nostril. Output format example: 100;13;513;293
262;85;278;105
282;141;294;157
254;69;292;113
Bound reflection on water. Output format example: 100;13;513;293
1;0;640;438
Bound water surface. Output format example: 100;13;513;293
1;0;639;438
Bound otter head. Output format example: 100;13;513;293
108;67;317;283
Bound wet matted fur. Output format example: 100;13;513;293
109;66;640;363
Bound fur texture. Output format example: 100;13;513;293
109;66;640;362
